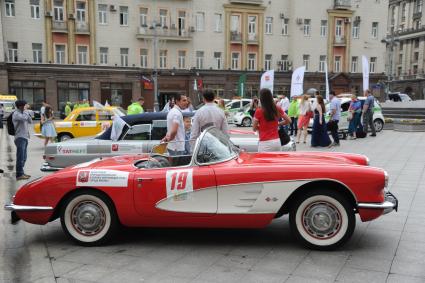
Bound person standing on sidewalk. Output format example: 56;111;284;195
0;103;4;129
12;100;33;180
328;91;341;147
288;97;299;137
162;94;188;155
362;89;376;137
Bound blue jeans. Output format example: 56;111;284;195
14;137;28;177
0;114;3;128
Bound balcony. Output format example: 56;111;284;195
247;33;258;44
230;31;242;43
413;11;422;20
52;21;67;33
75;21;90;34
334;0;351;9
333;36;346;45
136;27;192;41
229;0;263;5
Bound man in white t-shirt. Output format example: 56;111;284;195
277;94;290;113
162;94;188;155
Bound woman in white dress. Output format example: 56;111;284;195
41;106;57;146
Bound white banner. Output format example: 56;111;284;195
290;66;306;97
325;62;330;101
362;55;369;93
76;169;129;187
260;70;274;93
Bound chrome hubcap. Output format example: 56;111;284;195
302;201;341;239
71;201;106;236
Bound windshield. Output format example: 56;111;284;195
196;128;237;164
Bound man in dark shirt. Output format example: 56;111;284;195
362;89;376;137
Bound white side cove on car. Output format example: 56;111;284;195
156;180;308;214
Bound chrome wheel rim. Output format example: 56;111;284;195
374;120;383;132
61;135;71;141
242;118;251;127
71;201;106;236
302;201;342;239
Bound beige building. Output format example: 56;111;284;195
0;0;388;110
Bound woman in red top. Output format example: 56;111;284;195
253;88;291;152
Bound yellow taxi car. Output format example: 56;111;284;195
34;106;126;142
0;94;17;120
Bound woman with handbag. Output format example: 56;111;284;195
253;88;291;152
311;95;332;147
347;94;362;140
296;94;312;144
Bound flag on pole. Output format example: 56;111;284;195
93;100;105;109
237;73;247;97
325;62;330;101
290;66;306;97
193;79;198;91
362;55;369;93
104;100;110;107
260;70;274;93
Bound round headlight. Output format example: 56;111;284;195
384;171;389;188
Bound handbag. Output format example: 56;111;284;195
278;127;290;146
347;111;353;121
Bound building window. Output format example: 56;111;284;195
319;55;326;72
214;52;222;69
352;21;360;38
265;54;272;70
98;4;107;24
248;16;257;36
5;0;15;17
32;43;42;63
120;48;129;67
178;50;186;69
371;22;378;39
30;0;40;19
320;20;327;37
414;51;419;62
281;18;288;35
214;13;222;32
248;53;256;71
9;80;45;111
402;2;407;21
265;17;273;34
120;6;128;26
414;38;420;48
100;83;132;109
159;9;167;27
399;53;403;64
351;56;358;72
53;0;64;21
76;1;86;22
178;11;186;34
231;15;240;32
335;19;343;37
159;50;167;68
196;12;205;31
196;51;204;69
303;54;310;71
140;49;148;68
280;55;289;71
140;8;148;27
231;52;240;70
57;81;90;111
370;57;376;73
303;19;311;36
77;46;88;65
99;47;108;65
55;44;65;64
334;56;341;72
8;42;18;62
415;0;423;13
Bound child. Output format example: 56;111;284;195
183;116;192;154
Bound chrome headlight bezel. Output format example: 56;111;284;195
384;170;389;190
365;156;370;166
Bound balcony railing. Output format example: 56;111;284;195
229;0;263;5
413;11;422;19
393;25;425;36
334;0;351;9
247;33;258;44
230;31;242;43
136;27;192;41
334;36;346;45
52;21;67;32
76;21;89;33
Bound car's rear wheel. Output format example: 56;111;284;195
60;191;118;246
242;117;252;127
289;189;355;250
374;119;384;132
58;133;73;142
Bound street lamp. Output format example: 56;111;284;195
150;0;160;112
382;33;400;99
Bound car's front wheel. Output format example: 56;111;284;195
289;189;355;250
374;119;384;132
242;117;252;127
60;191;118;246
58;133;73;142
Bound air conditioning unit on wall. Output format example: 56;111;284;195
344;18;351;23
45;11;52;17
110;5;117;12
279;13;285;19
296;18;303;25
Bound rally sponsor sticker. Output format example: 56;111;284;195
57;145;87;155
111;144;143;153
166;169;193;200
80;121;97;127
76;169;129;187
55;122;72;128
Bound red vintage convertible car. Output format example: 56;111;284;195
5;127;398;250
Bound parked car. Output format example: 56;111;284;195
388;92;412;102
233;103;253;127
34;106;126;142
5;127;398;249
225;99;252;123
40;112;296;171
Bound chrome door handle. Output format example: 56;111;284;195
137;177;153;182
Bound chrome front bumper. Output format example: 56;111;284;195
357;191;398;215
4;203;54;224
40;162;62;172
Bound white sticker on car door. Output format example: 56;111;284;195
76;169;129;187
79;121;98;127
166;168;193;200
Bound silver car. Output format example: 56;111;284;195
41;112;296;171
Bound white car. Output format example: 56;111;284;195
233;103;253;127
388;92;412;102
225;99;252;124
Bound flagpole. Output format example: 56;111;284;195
152;0;159;112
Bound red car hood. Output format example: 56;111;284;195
238;151;368;166
69;154;148;171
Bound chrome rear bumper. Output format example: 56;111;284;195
357;191;398;215
40;162;62;172
4;203;54;212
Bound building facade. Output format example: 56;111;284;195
1;0;387;111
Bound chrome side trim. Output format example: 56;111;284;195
4;204;54;212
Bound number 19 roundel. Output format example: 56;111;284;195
166;169;193;198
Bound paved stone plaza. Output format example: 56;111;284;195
1;127;425;283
